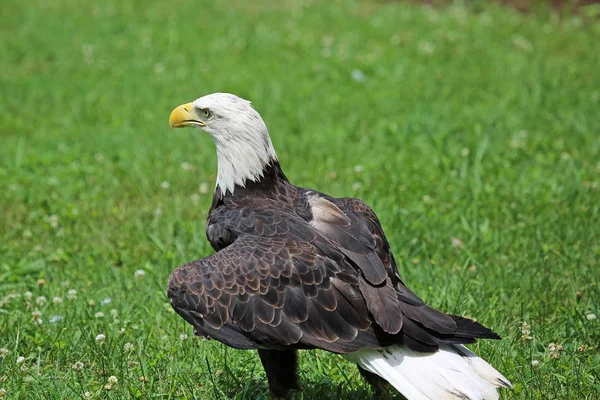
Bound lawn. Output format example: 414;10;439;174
1;0;599;398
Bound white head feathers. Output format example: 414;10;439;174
190;93;278;194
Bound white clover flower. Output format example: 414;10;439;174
531;360;540;367
161;181;170;189
95;334;106;344
1;293;19;307
61;281;70;288
586;313;597;321
548;343;563;359
153;62;165;74
134;270;145;280
0;348;8;357
67;289;77;300
110;309;118;318
36;296;47;306
24;291;33;301
451;237;463;248
199;182;209;194
107;376;118;385
161;335;168;341
123;343;134;352
52;296;63;305
72;361;84;371
353;165;364;173
512;35;533;52
180;162;193;171
88;300;96;307
101;298;112;306
95;312;104;319
48;215;59;228
351;182;362;190
83;392;91;399
521;321;533;342
16;356;25;365
418;41;435;54
24;376;34;383
179;334;188;341
37;279;46;286
81;44;95;63
119;328;126;335
31;310;43;325
49;315;63;323
95;152;105;162
190;193;201;205
351;68;366;82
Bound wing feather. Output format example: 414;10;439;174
167;233;380;352
169;191;501;355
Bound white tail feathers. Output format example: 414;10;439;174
343;344;512;400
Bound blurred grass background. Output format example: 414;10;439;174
1;0;599;398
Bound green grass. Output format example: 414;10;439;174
1;0;599;398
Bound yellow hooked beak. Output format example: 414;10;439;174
169;102;205;129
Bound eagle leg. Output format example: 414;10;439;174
258;349;300;399
357;365;402;400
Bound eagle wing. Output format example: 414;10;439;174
169;194;499;355
167;231;384;354
307;194;493;350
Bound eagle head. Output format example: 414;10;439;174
169;93;278;194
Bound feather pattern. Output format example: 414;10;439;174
344;344;512;400
167;93;511;399
169;161;491;353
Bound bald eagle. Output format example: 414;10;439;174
167;93;511;400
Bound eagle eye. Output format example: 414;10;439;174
202;109;212;118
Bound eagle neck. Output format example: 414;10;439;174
213;160;290;203
212;127;279;195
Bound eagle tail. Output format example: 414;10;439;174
344;344;511;400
